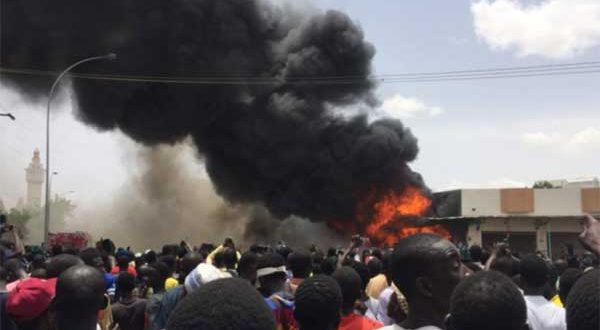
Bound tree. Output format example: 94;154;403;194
6;208;32;239
533;181;554;189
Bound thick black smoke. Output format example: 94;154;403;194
1;0;424;225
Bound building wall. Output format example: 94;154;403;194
532;189;582;216
461;189;501;216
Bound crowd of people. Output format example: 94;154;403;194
0;214;599;330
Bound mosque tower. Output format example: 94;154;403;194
25;149;45;207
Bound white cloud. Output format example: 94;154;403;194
521;128;600;152
521;132;559;146
379;94;443;119
471;0;600;58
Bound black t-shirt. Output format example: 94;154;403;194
112;297;147;330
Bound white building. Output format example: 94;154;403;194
432;186;600;258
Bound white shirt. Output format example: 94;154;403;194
524;295;566;330
379;325;442;330
377;286;395;326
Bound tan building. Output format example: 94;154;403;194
25;149;45;207
432;185;600;258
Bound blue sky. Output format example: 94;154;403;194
2;0;600;211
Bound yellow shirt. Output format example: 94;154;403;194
365;273;388;299
165;277;179;291
550;294;563;308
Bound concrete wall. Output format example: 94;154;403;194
461;189;501;216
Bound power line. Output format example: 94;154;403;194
1;60;600;84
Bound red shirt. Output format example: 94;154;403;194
338;314;383;330
110;265;138;277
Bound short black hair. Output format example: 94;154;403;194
116;272;136;295
237;252;258;275
180;252;203;280
553;259;568;276
390;233;446;299
46;254;84;278
469;245;482;262
320;257;337;276
520;254;549;288
367;258;383;278
167;278;276;330
159;255;176;273
332;267;362;313
350;261;370;292
559;268;583;303
288;249;313;279
294;274;342;330
79;248;103;268
490;256;516;277
448;271;527;330
222;247;238;269
54;265;106;317
566;269;599;330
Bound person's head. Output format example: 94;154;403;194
489;256;516;277
332;267;362;315
150;261;170;291
180;252;203;283
184;263;224;293
468;245;482;262
52;265;107;330
46;254;84;278
223;237;235;250
367;257;383;278
237;251;259;285
566;269;599;330
222;247;238;270
32;254;46;270
553;258;568;276
350;261;370;293
294;274;342;330
520;254;549;294
447;271;528;330
116;253;131;270
559;268;583;304
6;277;57;330
4;258;26;282
159;254;176;275
115;272;135;299
168;278;275;330
51;245;63;257
256;252;287;296
213;251;225;269
391;233;465;324
144;249;157;264
79;248;104;270
581;251;599;269
288;249;313;279
320;256;337;276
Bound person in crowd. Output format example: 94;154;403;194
382;233;466;330
237;251;259;285
580;214;600;257
222;247;239;277
464;245;484;272
159;255;179;290
556;268;582;307
151;253;206;330
257;252;297;329
285;249;312;294
0;265;17;330
565;269;599;330
366;257;388;299
167;278;276;330
206;237;241;265
146;262;170;330
6;276;57;330
111;250;137;277
46;253;84;278
51;265;107;330
446;270;528;330
294;274;342;330
520;254;566;330
350;261;381;320
80;247;116;298
112;272;146;330
4;258;27;292
320;256;338;276
333;266;383;330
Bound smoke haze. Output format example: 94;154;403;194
1;0;425;235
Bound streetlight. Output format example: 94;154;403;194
0;113;15;120
44;53;117;250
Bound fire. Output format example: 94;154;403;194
363;187;450;246
327;186;452;247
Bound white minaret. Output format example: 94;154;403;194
25;149;45;207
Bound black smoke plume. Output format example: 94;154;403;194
1;0;424;229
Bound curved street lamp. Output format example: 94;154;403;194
0;113;15;120
44;53;117;250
